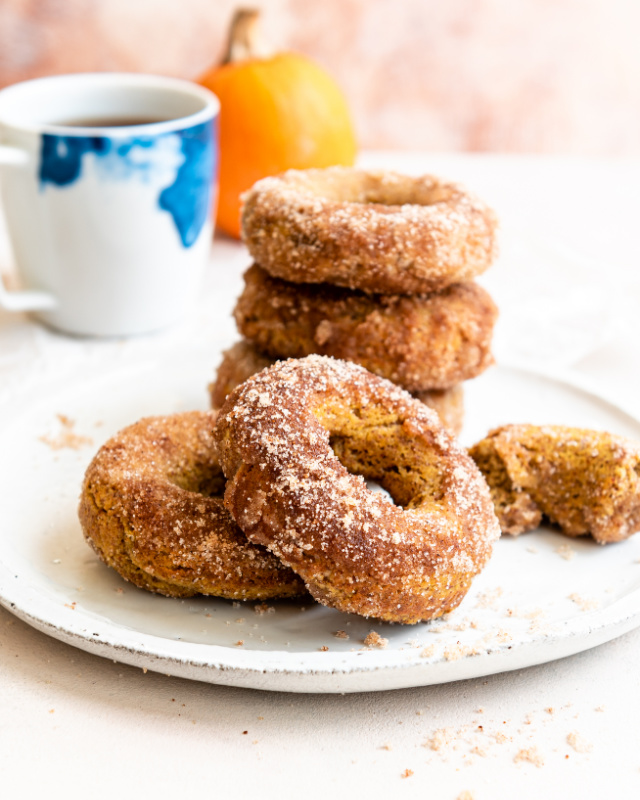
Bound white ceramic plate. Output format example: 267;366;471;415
1;354;640;693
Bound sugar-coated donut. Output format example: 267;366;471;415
209;340;274;410
215;356;500;624
469;424;640;543
234;264;496;392
241;167;498;295
419;384;465;439
209;339;466;436
79;411;305;599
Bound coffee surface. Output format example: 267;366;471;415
55;115;172;127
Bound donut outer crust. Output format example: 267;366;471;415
215;356;500;624
469;424;640;543
241;167;498;295
234;264;497;392
79;411;305;599
210;339;465;436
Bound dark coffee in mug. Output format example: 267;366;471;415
55;115;174;127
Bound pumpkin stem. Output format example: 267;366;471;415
221;8;274;64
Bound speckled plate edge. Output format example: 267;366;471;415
2;580;640;693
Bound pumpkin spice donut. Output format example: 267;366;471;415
469;424;640;543
234;263;497;392
215;355;500;624
209;340;275;410
79;411;305;599
241;167;498;295
209;339;466;436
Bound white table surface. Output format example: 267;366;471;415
1;152;640;799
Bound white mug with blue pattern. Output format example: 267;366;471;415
0;73;219;336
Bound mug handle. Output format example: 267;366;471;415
0;145;57;311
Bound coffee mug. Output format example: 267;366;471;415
0;73;219;336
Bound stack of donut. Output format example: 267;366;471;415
210;167;500;436
78;170;640;623
78;167;504;625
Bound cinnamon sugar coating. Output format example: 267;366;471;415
209;340;275;410
215;356;500;624
469;424;640;543
234;264;497;392
78;411;305;599
241;168;498;295
210;339;465;436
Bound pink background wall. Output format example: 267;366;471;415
1;0;639;155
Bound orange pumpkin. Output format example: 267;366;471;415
199;9;357;239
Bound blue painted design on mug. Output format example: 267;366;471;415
38;118;216;248
158;119;216;248
40;135;110;186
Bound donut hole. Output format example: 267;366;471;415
322;401;445;509
137;422;227;499
166;459;226;498
301;172;452;208
330;431;443;508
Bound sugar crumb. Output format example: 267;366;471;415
514;746;544;767
443;643;479;661
475;587;504;609
555;543;575;561
568;593;599;611
425;728;453;751
567;731;593;754
364;631;388;648
401;768;413;779
39;414;92;451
